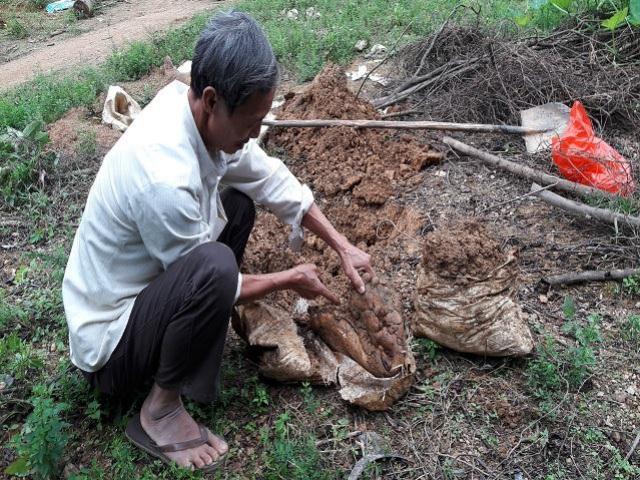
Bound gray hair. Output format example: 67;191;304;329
191;11;279;113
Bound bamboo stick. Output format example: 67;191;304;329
262;119;546;135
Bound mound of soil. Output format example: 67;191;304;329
47;107;122;169
422;220;506;279
266;64;442;204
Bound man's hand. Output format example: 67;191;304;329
288;264;340;304
238;264;338;304
338;242;375;294
302;203;376;294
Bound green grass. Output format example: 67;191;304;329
235;0;530;81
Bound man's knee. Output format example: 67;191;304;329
187;242;239;301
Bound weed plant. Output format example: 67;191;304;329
526;298;602;402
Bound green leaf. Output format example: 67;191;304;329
562;296;576;320
630;0;640;25
21;120;44;141
529;0;549;10
550;0;572;10
601;7;628;31
515;14;532;27
5;456;30;476
629;0;640;21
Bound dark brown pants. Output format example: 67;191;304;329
83;188;255;403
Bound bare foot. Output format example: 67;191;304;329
140;384;228;470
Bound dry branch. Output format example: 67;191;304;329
530;183;640;229
544;268;640;286
384;23;640;128
442;136;616;200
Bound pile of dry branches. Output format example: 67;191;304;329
375;20;640;131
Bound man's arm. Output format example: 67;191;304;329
301;203;374;294
238;263;339;304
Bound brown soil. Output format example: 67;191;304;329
421;219;507;279
265;64;442;204
47;107;122;168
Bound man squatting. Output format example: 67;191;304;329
62;10;375;472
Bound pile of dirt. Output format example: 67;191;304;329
266;63;442;204
389;23;640;130
47;107;122;169
422;219;506;281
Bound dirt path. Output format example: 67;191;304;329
0;0;231;91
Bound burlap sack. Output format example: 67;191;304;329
232;293;415;411
413;251;534;356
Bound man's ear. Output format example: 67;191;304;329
201;86;219;115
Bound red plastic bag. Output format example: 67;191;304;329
551;101;635;196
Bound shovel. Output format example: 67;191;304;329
262;102;570;153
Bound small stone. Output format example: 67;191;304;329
614;391;627;403
538;294;548;304
286;8;299;20
305;7;321;19
626;385;637;396
366;44;387;58
612;431;622;443
354;39;368;52
63;464;79;479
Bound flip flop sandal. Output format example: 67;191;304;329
125;413;224;473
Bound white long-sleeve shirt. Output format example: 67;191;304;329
62;80;313;372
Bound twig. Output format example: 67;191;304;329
477;182;559;214
348;453;410;480
380;109;419;119
373;60;482;109
625;429;640;460
355;20;415;99
530;182;640;229
411;4;469;78
442;136;618;200
544;268;640;286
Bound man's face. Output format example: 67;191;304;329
205;87;275;154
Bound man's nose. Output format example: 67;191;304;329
249;123;262;139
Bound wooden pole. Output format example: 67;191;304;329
442;136;618;200
530;183;640;229
262;118;546;135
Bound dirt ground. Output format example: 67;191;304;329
0;0;229;90
2;51;640;478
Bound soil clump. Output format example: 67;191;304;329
422;219;506;281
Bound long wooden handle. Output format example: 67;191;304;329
262;118;546;135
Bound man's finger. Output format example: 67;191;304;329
319;283;340;305
347;266;366;294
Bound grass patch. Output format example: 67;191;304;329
0;12;209;132
526;299;602;403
